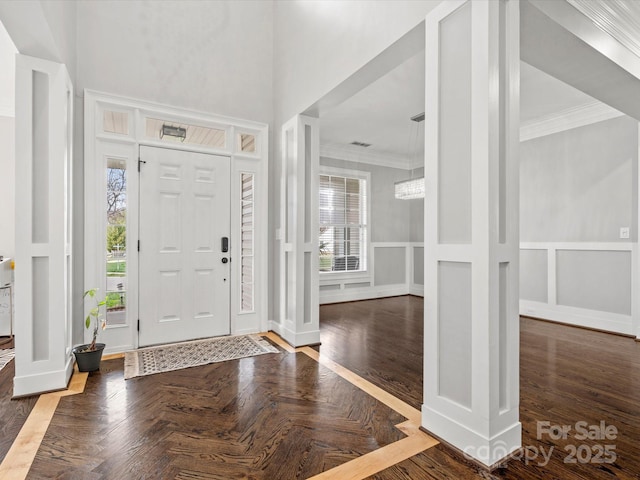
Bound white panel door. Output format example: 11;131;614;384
139;146;230;346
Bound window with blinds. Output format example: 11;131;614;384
241;173;254;312
319;172;368;273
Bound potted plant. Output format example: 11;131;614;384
72;288;107;372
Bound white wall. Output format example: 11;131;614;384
76;0;273;125
273;1;440;124
521;116;638;243
76;0;275;323
39;0;77;81
0;19;16;117
0;1;76;80
520;116;639;334
0;116;15;260
0;19;16;260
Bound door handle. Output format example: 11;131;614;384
221;237;229;253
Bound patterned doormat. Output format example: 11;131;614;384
0;348;15;373
124;334;279;379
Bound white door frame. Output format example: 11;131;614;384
84;91;268;354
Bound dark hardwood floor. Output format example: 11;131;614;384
319;296;640;479
3;297;640;478
27;348;406;479
317;296;424;411
0;339;37;463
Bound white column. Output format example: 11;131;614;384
423;0;521;467
14;55;74;397
275;115;320;347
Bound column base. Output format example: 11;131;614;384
268;320;320;348
13;355;75;397
422;404;522;467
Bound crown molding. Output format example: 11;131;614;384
323;101;624;161
567;0;640;60
520;101;624;142
319;143;414;170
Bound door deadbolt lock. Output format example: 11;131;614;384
221;257;229;264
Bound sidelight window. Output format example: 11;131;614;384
105;158;127;325
241;173;254;312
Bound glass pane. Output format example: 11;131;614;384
239;133;256;153
103;110;129;135
106;160;127;325
319;173;367;273
241;173;254;312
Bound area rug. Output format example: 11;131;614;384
0;348;14;373
124;334;279;379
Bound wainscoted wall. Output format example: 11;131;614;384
520;116;639;336
320;242;424;304
520;243;634;335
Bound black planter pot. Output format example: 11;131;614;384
72;343;106;372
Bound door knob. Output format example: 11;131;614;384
221;257;229;264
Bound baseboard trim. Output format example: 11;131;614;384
409;284;424;297
520;300;632;336
13;356;75;398
421;404;521;468
320;284;409;305
268;321;320;348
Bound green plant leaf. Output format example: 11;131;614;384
85;315;91;329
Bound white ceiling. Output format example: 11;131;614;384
319;50;425;163
0;19;17;117
319;51;603;165
520;61;599;123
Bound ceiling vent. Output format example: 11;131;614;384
350;141;372;148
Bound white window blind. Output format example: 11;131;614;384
240;173;254;312
319;173;367;273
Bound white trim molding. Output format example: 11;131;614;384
520;242;636;336
320;143;413;170
84;90;269;354
567;0;640;61
520;101;624;142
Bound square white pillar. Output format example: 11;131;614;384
422;0;521;467
275;115;320;347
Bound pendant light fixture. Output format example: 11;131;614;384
394;112;425;200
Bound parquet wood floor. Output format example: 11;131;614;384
3;296;640;479
27;349;415;479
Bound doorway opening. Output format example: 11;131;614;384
314;47;426;410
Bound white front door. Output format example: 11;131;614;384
138;145;231;347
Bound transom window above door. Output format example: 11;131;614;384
145;117;227;149
319;167;369;274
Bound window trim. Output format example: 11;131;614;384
319;165;371;278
